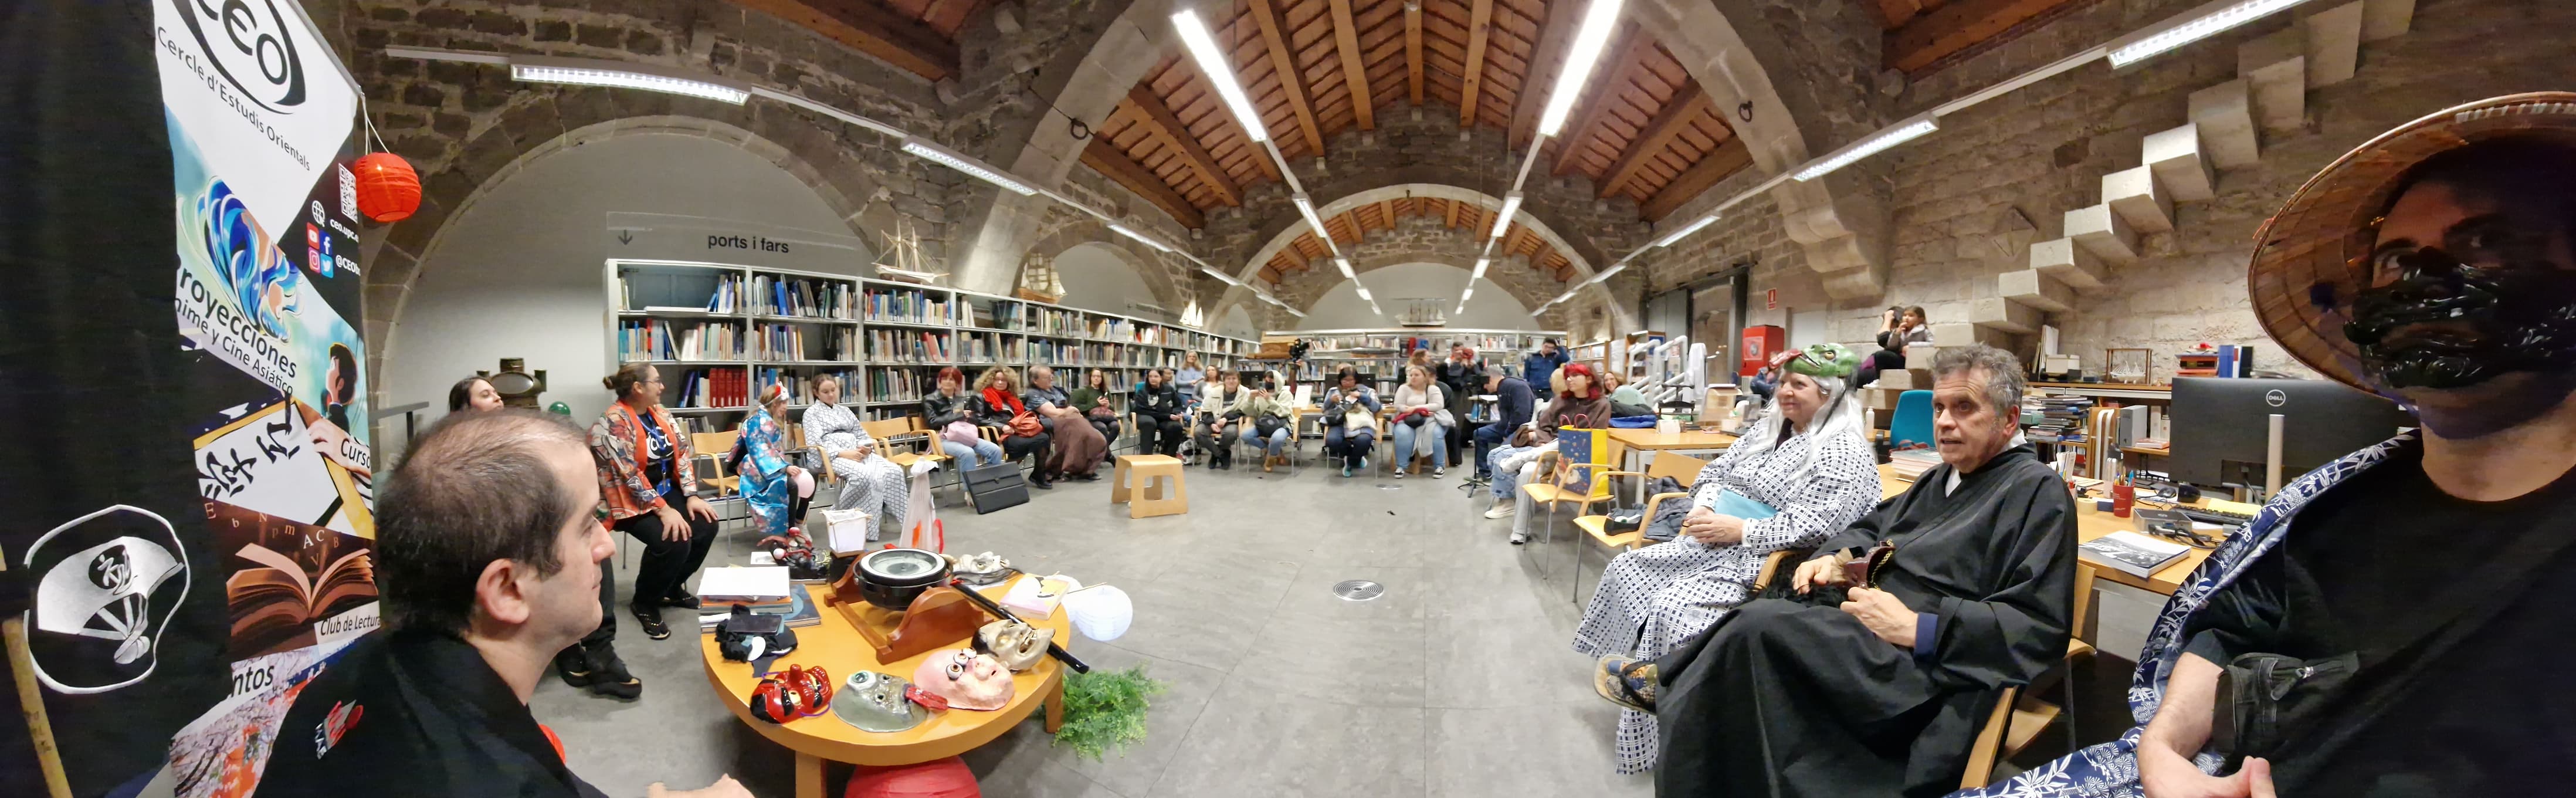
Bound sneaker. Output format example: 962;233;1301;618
1509;530;1529;545
631;604;672;640
554;645;598;688
585;641;643;700
661;588;700;609
1340;464;1353;478
1075;472;1101;482
1433;468;1446;478
1482;504;1517;520
1031;476;1055;490
1593;656;1658;712
1394;470;1405;479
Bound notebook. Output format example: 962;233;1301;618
2078;531;2191;579
698;566;791;604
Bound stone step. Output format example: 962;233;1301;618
1928;322;2014;350
2362;0;2415;40
1999;269;2076;313
1970;297;2043;335
2063;205;2138;265
2143;123;2216;201
2029;239;2107;293
2239;28;2307;133
2103;166;2174;234
2303;1;2366;87
2189;80;2261;170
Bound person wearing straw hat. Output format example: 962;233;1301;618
1967;93;2576;798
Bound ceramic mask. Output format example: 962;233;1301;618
913;648;1014;711
830;671;928;733
977;620;1048;671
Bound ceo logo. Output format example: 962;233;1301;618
170;0;310;113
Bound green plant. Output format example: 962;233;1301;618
1049;664;1166;760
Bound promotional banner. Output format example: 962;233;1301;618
2;2;369;796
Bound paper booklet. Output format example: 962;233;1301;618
2077;530;2191;579
698;565;791;603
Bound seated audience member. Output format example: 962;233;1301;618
1067;368;1123;463
1195;370;1251;469
1603;371;1654;418
1131;367;1188;457
1321;367;1382;477
803;375;907;542
1747;364;1780;401
1438;346;1487;466
923;366;1005;468
1969;97;2576;798
1024;365;1104;481
1233;374;1297;471
1174;352;1206;405
1387;364;1451;478
1593;344;2073;797
1471;364;1537;483
449;375;504;412
738;384;816;544
257;410;750;798
1572;344;1882;774
973;366;1055;489
1483;363;1612;543
585;364;717;651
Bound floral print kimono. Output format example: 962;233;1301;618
737;407;798;538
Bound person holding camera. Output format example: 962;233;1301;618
1387;364;1452;478
1321;367;1381;477
1194;370;1250;469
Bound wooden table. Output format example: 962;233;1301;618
699;578;1072;798
1874;463;2214;595
1604;428;1737;475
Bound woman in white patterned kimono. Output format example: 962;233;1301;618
1570;343;1883;774
802;375;907;543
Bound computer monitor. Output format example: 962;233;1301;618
2167;377;2415;489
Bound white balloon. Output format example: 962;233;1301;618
1061;584;1133;642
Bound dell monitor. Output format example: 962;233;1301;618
2167;377;2416;491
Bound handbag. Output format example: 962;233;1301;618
1255;413;1286;439
1008;412;1043;438
942;420;981;444
716;604;799;662
2211;651;2360;765
1841;541;1899;587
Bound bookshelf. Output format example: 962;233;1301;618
606;258;1258;430
1250;327;1566;396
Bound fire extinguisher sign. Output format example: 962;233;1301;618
1765;289;1778;309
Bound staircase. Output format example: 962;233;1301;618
1973;0;2419;344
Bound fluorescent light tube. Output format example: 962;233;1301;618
1355;286;1372;301
1110;224;1174;252
1792;116;1937;182
1489;192;1522;239
1588;263;1625;284
1652;214;1719;248
1471;258;1489;281
1335;258;1355;279
1202;266;1239;286
509;56;748;104
2107;0;2312;67
1535;0;1626;136
1293;194;1331;238
902;137;1038;195
1172;9;1270;143
1460;287;1475;303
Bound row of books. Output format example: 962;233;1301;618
751;275;857;320
673;367;750;409
750;323;859;361
2023;394;2094;443
619;320;745;361
867;329;955;363
867;368;929;404
863;289;955;325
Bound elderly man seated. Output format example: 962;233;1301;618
1591;344;2076;797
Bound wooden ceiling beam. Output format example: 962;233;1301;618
1327;0;1375;130
1458;0;1494;128
1597;82;1714;198
1259;265;1283;283
1870;0;1924;29
1640;135;1752;221
1885;0;2072;74
1246;0;1327;155
1080;137;1206;228
1405;1;1425;106
727;0;958;82
1509;0;1582;150
1550;23;1651;177
1125;85;1242;207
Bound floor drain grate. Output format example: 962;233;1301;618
1331;580;1385;601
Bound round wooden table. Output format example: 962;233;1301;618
699;578;1071;798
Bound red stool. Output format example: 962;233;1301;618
844;756;978;798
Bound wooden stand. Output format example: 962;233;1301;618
824;586;985;664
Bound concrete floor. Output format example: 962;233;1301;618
533;449;1656;798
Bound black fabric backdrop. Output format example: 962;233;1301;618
2;1;233;795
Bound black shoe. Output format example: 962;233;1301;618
1075;472;1101;482
631;604;672;640
1031;476;1055;490
584;641;643;699
661;588;700;609
554;645;598;688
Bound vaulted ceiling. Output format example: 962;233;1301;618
726;0;988;80
1873;0;2103;74
1255;195;1574;284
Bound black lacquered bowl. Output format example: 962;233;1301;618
856;548;951;610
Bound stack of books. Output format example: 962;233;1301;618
2078;530;2192;579
2023;394;2092;443
1887;449;1943;482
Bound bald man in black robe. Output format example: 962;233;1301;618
1593;344;2075;797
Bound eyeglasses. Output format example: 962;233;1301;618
2144;522;2222;549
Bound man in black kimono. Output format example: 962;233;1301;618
1594;344;2075;797
259;411;748;798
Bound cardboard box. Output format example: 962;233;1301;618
1875;368;1934;391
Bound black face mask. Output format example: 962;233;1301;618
2343;215;2576;391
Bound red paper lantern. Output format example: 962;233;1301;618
844;757;978;798
352;151;421;222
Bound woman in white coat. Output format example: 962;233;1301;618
802;375;909;543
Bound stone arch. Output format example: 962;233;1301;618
1212;182;1621;330
1020;214;1192;316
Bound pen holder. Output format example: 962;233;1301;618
2111;483;2136;518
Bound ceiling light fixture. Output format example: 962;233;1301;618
1587;263;1626;285
1651;214;1719;248
1172;9;1270;142
1293;193;1331;239
2108;0;2314;67
1534;0;1627;136
1488;192;1523;239
1471;258;1489;281
901;136;1038;195
1109;223;1174;252
1355;286;1372;301
1335;258;1355;279
1204;267;1240;286
1792;115;1937;182
1460;287;1474;303
509;56;749;103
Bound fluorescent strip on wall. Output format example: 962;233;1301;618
1335;258;1355;279
1293;193;1331;239
901;137;1038;195
1587;263;1626;285
1652;214;1719;248
1172;9;1270;142
1534;0;1626;136
1460;287;1474;303
1109;223;1174;252
510;56;748;104
2109;0;2313;67
1489;192;1522;239
1792;116;1937;182
1471;258;1489;281
1355;286;1372;301
1204;266;1239;286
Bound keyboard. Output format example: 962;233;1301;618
2177;506;2254;526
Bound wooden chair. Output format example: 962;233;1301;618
1571;452;1713;551
689;431;743;498
1961;685;2020;789
1517;449;1618;545
1963;562;2103;787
